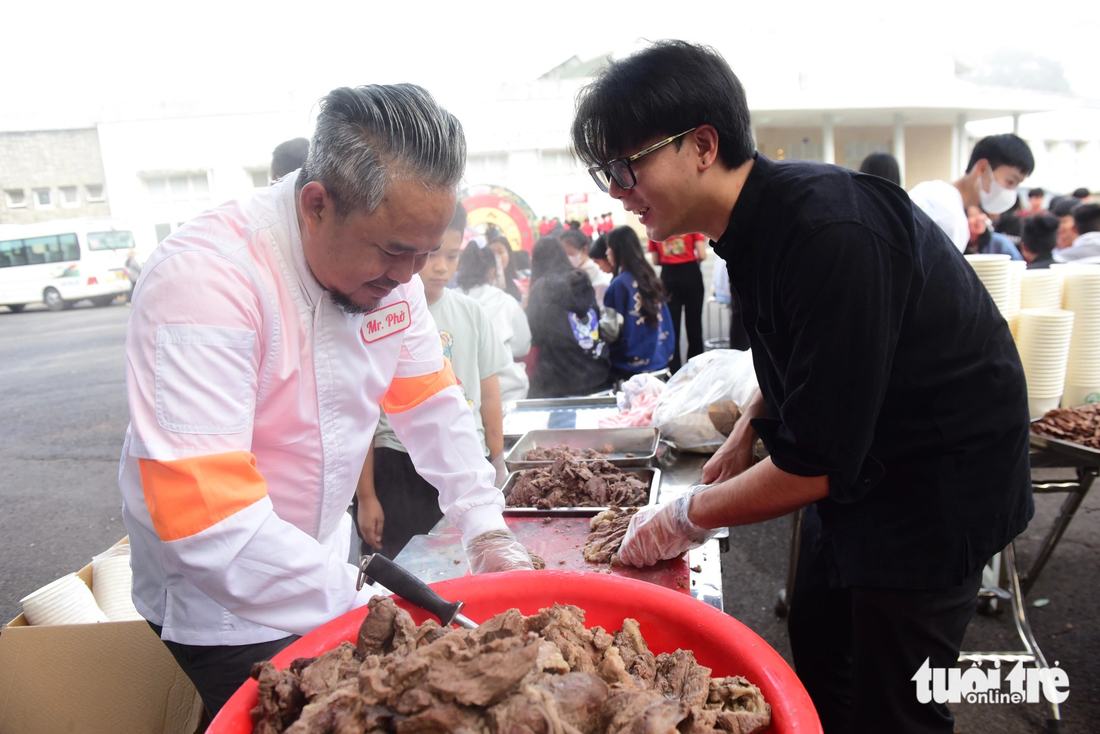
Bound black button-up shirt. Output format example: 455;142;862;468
713;154;1034;588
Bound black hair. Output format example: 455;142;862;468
606;226;666;327
560;229;590;253
966;134;1035;176
1021;214;1059;258
512;249;531;271
589;233;609;261
1072;188;1090;200
571;40;754;170
858;152;900;186
487;235;521;300
1028;187;1045;199
1073;203;1100;235
455;242;496;290
530;236;572;285
1049;196;1082;219
448;201;467;233
271;137;310;179
994;210;1022;237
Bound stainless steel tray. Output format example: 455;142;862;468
504;428;659;472
501;467;661;516
503;396;622;440
1030;431;1100;465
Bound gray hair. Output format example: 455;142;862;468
298;84;466;216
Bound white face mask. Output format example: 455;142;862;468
567;254;582;268
979;164;1019;215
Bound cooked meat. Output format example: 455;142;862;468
255;603;771;734
584;508;638;564
1033;404;1100;448
507;456;648;509
525;445;610;461
529;551;547;570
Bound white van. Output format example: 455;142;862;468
0;218;142;312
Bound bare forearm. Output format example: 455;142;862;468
689;458;828;529
480;375;504;458
355;444;377;502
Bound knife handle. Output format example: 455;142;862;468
360;554;466;627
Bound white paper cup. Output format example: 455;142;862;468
92;546;142;622
20;573;108;626
1061;385;1100;408
1029;396;1063;419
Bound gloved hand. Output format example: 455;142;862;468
618;484;720;567
490;453;508;488
463;528;535;574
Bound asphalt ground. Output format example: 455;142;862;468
2;282;1097;732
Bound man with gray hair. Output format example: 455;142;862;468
118;84;533;717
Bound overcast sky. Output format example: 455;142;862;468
5;0;1099;129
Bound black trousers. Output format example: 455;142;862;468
149;622;297;719
787;508;983;733
358;446;444;560
660;261;705;372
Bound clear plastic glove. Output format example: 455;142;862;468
463;528;535;574
490;453;508;488
618;485;720;567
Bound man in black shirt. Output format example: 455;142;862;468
571;41;1034;733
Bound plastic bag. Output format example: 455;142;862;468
653;350;758;452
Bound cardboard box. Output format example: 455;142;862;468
0;539;204;734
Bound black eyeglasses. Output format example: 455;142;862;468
587;127;697;193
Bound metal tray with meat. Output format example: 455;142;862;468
501;458;661;516
503;427;660;473
1030;406;1100;465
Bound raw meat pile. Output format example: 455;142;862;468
583;508;639;565
1033;404;1100;449
251;596;771;734
524;444;614;461
507;456;648;509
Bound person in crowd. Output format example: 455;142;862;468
965;204;1022;259
538;216;552;236
525;236;610;397
1049;196;1082;251
993;199;1024;242
598;212;615;234
589;233;613;274
602;226;674;378
909;134;1034;252
124;249;142;306
581;217;595;238
487;235;522;301
858;151;901;186
1022;187;1046;217
561;228;611;302
1054;203;1100;262
456;239;531;403
356;203;514;559
117;84;532;717
571;40;1031;732
1020;214;1060;269
270;137;310;182
512;248;531;276
648;232;707;372
1072;187;1092;203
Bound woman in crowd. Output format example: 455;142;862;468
858;152;901;186
456;242;532;402
525;236;610;397
1020;214;1059;269
965;205;1022;259
488;235;523;301
603;226;674;378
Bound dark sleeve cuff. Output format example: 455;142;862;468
750;417;885;504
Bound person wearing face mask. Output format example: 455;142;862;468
909;134;1035;253
561;228;611;302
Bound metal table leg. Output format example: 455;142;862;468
1021;467;1096;596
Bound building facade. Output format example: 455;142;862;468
0;129;111;225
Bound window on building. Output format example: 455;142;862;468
774;141;823;162
85;184;106;202
144;174;210;202
541;150;576;173
34;188;53;208
4;189;25;208
154;223;172;242
466;153;508;182
250;170;269;188
60;186;79;207
190;174;209;196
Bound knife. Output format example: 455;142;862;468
357;553;479;629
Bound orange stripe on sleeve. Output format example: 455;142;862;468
382;359;458;414
138;451;268;541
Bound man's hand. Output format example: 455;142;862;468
702;389;764;484
357;495;385;550
618;486;719;567
463;528;535;573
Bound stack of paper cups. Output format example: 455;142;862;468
1020;269;1064;310
92;545;143;622
965;254;1012;317
1006;261;1026;337
1016;308;1075;418
1061;266;1100;407
20;573;109;626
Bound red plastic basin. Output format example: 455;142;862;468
210;570;821;733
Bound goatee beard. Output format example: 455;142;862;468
329;288;379;315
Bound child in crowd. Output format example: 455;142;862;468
1020;214;1059;269
487;236;523;301
602;226;674;378
354;204;512;558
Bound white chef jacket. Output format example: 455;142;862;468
119;173;507;646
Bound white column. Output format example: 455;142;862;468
955;112;969;179
893;113;906;188
823;114;835;165
1012;113;1021;135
